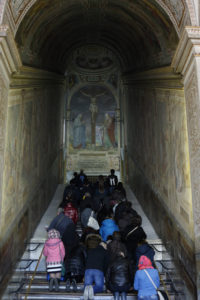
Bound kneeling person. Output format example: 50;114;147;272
83;242;109;300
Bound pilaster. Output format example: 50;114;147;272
172;26;200;299
0;25;21;229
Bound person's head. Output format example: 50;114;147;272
117;182;123;189
138;255;154;270
84;179;89;186
85;233;102;249
112;231;121;241
80;169;84;175
73;172;78;178
98;175;104;181
110;169;115;175
57;207;64;215
70;178;76;185
48;229;61;239
65;190;73;200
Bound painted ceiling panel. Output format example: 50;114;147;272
15;0;179;74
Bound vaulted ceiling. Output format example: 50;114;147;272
15;0;179;74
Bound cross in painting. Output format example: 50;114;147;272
81;90;105;145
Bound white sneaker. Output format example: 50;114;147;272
88;285;94;300
83;285;89;300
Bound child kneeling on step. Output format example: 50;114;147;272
43;229;65;292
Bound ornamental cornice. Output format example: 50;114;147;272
172;26;200;75
10;65;65;88
122;66;183;89
0;24;22;76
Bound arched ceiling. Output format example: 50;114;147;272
15;0;179;74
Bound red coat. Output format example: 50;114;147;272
64;203;78;224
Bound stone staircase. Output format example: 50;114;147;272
3;239;186;300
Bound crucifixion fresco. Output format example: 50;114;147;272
69;85;118;151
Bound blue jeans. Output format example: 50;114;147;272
138;295;158;300
84;269;104;293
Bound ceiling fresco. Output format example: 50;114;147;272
12;0;181;74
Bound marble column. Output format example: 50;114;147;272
172;27;200;299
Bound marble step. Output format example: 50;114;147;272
6;290;178;300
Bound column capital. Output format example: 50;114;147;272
172;26;200;75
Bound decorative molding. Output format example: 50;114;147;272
122;66;183;89
10;66;65;89
155;0;186;36
0;25;22;78
185;0;198;26
172;27;200;76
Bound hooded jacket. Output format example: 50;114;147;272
135;243;155;268
99;218;119;242
134;255;160;297
64;202;78;224
43;238;65;264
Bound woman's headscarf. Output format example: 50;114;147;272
138;255;154;270
48;229;61;239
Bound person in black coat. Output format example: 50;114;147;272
106;251;133;300
114;201;139;226
83;242;109;300
48;208;79;256
107;231;128;262
64;244;87;291
107;169;118;192
122;222;147;262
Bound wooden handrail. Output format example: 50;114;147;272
24;245;44;300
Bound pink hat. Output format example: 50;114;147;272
138;255;154;270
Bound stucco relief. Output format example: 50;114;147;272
185;68;200;234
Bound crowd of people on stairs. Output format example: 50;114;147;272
43;169;167;300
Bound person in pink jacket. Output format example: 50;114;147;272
43;229;65;291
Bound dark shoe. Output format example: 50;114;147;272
66;278;71;292
49;278;54;292
54;278;59;292
72;278;77;292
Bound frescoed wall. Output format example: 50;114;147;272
0;67;65;295
123;67;195;287
1;82;64;233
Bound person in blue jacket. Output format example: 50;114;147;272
99;210;119;242
134;255;160;300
